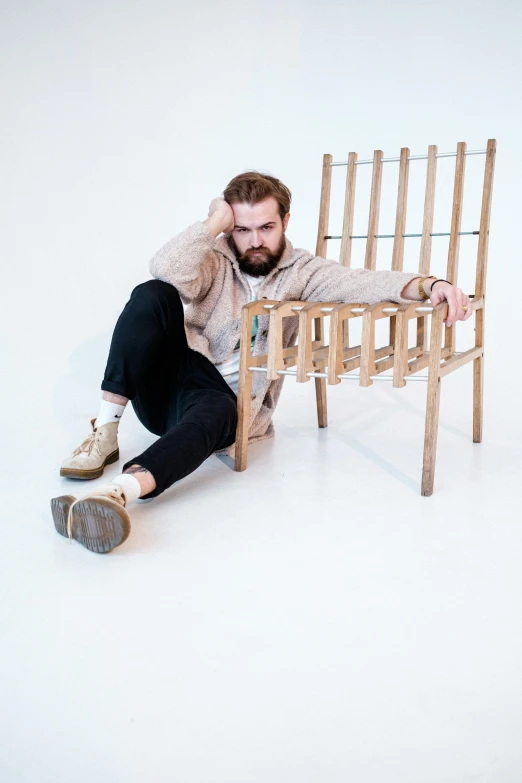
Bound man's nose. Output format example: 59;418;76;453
251;231;263;247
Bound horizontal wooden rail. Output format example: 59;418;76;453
440;347;483;377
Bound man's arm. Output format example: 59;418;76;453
203;198;235;237
148;199;234;304
301;256;421;307
300;256;472;328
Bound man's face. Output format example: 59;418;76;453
226;196;290;277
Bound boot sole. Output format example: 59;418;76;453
51;495;76;538
60;448;120;480
50;495;131;554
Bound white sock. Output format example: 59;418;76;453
95;399;126;428
110;474;141;504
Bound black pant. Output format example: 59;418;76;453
101;280;238;499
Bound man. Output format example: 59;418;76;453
51;171;471;554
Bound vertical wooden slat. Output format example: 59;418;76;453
473;139;496;444
421;304;445;496
390;147;410;351
314;153;332;427
234;307;255;472
475;139;496;299
416;144;438;355
315;154;333;258
446;142;467;283
359;310;375;386
328;308;344;386
391;147;410;271
392;307;409;388
339;152;358;267
473;306;485;444
339;151;356;351
444;141;467;356
327;304;363;385
418;145;438;275
296;308;313;383
364;150;384;270
314;316;328;427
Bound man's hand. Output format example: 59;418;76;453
429;281;473;327
204;197;235;238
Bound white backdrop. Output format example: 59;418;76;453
1;3;522;782
2;0;521;429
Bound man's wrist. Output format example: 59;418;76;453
417;276;450;299
422;276;437;297
401;275;448;300
428;279;452;299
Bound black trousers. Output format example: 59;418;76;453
101;280;238;499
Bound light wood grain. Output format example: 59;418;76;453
473;140;496;443
444;141;467;356
364;150;384;270
391;147;410;271
267;301;302;380
419;145;438;275
296;302;337;383
421;304;445;495
313;315;328;427
473;306;485;443
392;305;411;387
327;303;365;385
439;346;483;377
417;145;438;358
339;152;358;268
475;140;496;299
234;300;278;472
359;302;394;386
315;154;333;258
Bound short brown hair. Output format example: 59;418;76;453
223;171;291;221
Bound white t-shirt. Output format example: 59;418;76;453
215;273;264;394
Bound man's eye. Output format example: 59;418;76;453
262;226;271;231
237;228;246;232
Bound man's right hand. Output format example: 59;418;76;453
204;197;235;237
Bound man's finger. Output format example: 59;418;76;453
462;295;473;321
445;291;458;326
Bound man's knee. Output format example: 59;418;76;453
130;279;182;309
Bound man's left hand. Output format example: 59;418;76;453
429;281;473;327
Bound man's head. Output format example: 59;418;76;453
223;171;291;277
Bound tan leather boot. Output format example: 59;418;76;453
60;418;119;479
50;483;131;554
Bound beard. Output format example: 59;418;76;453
227;232;287;277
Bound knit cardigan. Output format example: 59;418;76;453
149;221;421;454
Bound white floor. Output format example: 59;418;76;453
2;349;522;783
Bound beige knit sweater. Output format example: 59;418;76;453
149;221;420;453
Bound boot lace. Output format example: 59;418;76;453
71;431;102;459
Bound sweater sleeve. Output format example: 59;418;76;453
300;256;421;305
149;221;220;304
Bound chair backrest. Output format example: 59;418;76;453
315;140;496;300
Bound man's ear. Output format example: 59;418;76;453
283;212;290;232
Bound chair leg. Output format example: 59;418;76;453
315;375;328;428
473;307;484;443
234;368;252;472
421;376;442;496
313;315;327;428
473;354;484;443
421;307;444;496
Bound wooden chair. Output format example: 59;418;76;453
233;140;496;496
